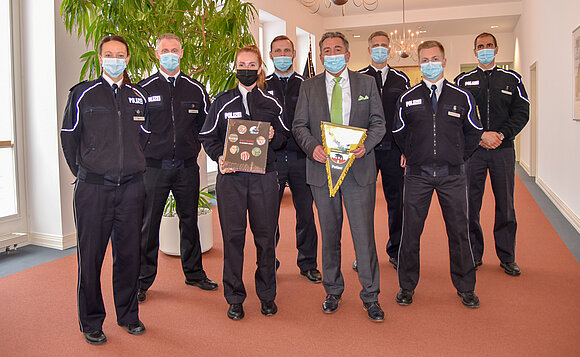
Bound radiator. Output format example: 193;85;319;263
0;233;27;252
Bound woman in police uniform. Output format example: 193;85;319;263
61;35;150;345
200;45;289;321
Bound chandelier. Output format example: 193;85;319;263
389;0;422;60
298;0;379;16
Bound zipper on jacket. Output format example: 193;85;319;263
432;112;437;177
116;96;123;186
170;81;176;166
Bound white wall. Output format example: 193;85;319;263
515;0;580;232
248;0;325;75
20;0;73;248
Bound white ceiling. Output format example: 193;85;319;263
297;0;522;38
308;0;519;16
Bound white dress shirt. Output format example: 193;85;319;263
238;84;250;115
160;69;181;84
371;64;388;86
325;69;351;126
423;77;445;99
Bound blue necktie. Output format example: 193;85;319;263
431;84;438;113
112;83;118;98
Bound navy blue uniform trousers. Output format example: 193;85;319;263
74;178;144;333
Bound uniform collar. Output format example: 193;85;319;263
102;73;123;88
274;70;294;80
159;70;181;83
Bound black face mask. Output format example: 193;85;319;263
236;69;259;86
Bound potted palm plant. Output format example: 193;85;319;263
159;185;216;255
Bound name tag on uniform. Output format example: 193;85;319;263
501;89;512;95
128;97;144;105
405;99;422;107
148;95;161;103
225;111;243;119
448;111;461;118
188;109;199;114
465;80;479;86
133;116;145;121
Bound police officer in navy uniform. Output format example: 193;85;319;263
61;35;149;345
455;33;529;276
355;30;410;272
265;35;321;283
393;40;483;309
200;45;290;320
137;33;217;303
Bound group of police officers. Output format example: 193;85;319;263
61;29;528;345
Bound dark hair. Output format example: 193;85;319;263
417;40;445;58
98;35;131;85
319;31;349;52
368;31;390;46
270;35;295;52
235;45;266;90
474;32;497;48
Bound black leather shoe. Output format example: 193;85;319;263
84;330;107;345
227;303;244;320
363;301;385;322
119;320;146;335
457;291;480;308
388;257;398;270
260;300;278;316
137;289;147;303
500;261;521;276
300;269;322;283
395;289;414;306
352;260;358;272
185;277;218;290
322;294;341;313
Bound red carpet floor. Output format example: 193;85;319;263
1;175;579;356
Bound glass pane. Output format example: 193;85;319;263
0;148;17;217
0;0;11;142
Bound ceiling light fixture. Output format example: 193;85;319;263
490;25;500;29
298;0;379;16
389;0;422;60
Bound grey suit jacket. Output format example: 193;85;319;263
293;69;386;187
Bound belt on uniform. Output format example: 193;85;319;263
406;164;464;177
78;167;143;186
146;157;197;169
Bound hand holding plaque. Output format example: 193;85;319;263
222;118;270;174
320;121;367;197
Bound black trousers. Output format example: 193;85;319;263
375;147;404;258
216;171;278;304
467;147;517;263
74;178;144;333
275;156;318;271
140;165;205;291
398;174;476;293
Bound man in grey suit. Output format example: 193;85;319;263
293;31;386;322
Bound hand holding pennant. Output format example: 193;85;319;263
320;121;367;197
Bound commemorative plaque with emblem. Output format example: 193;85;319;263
222;118;270;174
320;121;367;197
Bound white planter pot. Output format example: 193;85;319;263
159;209;214;256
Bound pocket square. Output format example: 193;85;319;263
358;95;369;101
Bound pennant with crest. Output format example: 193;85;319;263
320;121;367;197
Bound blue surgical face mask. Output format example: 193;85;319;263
477;48;496;66
371;46;389;64
324;54;347;74
160;53;180;72
420;61;443;81
273;56;293;72
102;58;127;78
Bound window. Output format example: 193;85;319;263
0;0;17;219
